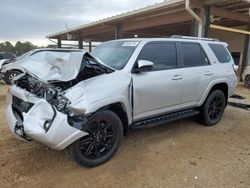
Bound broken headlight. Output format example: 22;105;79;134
45;88;71;112
56;95;71;111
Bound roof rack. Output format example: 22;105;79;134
171;35;219;42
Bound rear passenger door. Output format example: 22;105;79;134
132;42;182;121
179;42;213;107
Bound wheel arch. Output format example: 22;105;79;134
106;103;129;135
199;81;229;106
87;100;131;136
210;83;228;104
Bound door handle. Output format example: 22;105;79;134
205;71;213;76
172;74;183;80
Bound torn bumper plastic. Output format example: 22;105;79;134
6;86;87;150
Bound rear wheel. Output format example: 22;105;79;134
68;110;123;167
244;75;250;88
200;90;226;126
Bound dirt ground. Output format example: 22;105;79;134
0;82;249;188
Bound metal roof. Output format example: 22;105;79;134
47;0;250;41
47;0;184;38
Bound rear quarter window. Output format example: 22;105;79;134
209;43;231;63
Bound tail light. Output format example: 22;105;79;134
232;64;238;76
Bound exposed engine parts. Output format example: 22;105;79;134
14;74;71;112
10;54;113;114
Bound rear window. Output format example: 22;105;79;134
209;43;231;63
0;53;15;59
181;43;209;67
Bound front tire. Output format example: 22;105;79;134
68;110;123;167
200;90;226;126
5;70;22;85
244;75;250;88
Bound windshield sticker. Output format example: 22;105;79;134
122;42;139;47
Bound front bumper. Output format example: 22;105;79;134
6;85;87;150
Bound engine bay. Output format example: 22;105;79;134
12;54;113;113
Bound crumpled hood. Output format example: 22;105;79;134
15;50;85;82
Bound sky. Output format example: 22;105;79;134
0;0;164;46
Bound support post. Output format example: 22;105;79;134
78;38;83;49
57;39;61;48
191;8;200;37
115;24;123;39
241;28;250;81
203;5;210;38
89;41;92;52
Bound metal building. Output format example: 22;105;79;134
47;0;250;76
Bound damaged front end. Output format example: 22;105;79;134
6;49;114;149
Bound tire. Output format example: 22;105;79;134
68;110;123;167
200;90;226;126
244;75;250;88
5;70;22;85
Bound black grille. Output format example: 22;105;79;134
12;96;34;113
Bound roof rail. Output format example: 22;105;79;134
171;35;219;41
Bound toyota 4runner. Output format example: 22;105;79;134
4;36;238;167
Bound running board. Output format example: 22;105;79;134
132;109;199;128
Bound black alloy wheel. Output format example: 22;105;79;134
208;95;224;121
79;119;115;159
201;90;226;126
68;110;123;167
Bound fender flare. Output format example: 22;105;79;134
198;79;229;106
85;96;132;125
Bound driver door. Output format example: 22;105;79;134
132;42;182;121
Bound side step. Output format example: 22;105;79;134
132;109;199;128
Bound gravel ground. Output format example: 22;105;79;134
0;82;249;188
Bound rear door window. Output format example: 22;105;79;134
209;43;231;63
180;43;209;67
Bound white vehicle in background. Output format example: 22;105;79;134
1;49;78;84
0;52;16;83
4;36;238;167
242;66;250;88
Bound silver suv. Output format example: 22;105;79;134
5;36;238;167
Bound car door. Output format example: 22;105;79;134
179;42;213;107
132;42;183;121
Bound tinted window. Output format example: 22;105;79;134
138;42;177;71
181;43;209;67
2;53;15;59
209;43;231;63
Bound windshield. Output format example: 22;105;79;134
91;41;139;70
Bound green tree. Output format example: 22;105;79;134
14;41;23;56
15;41;38;56
0;41;39;56
0;41;15;53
